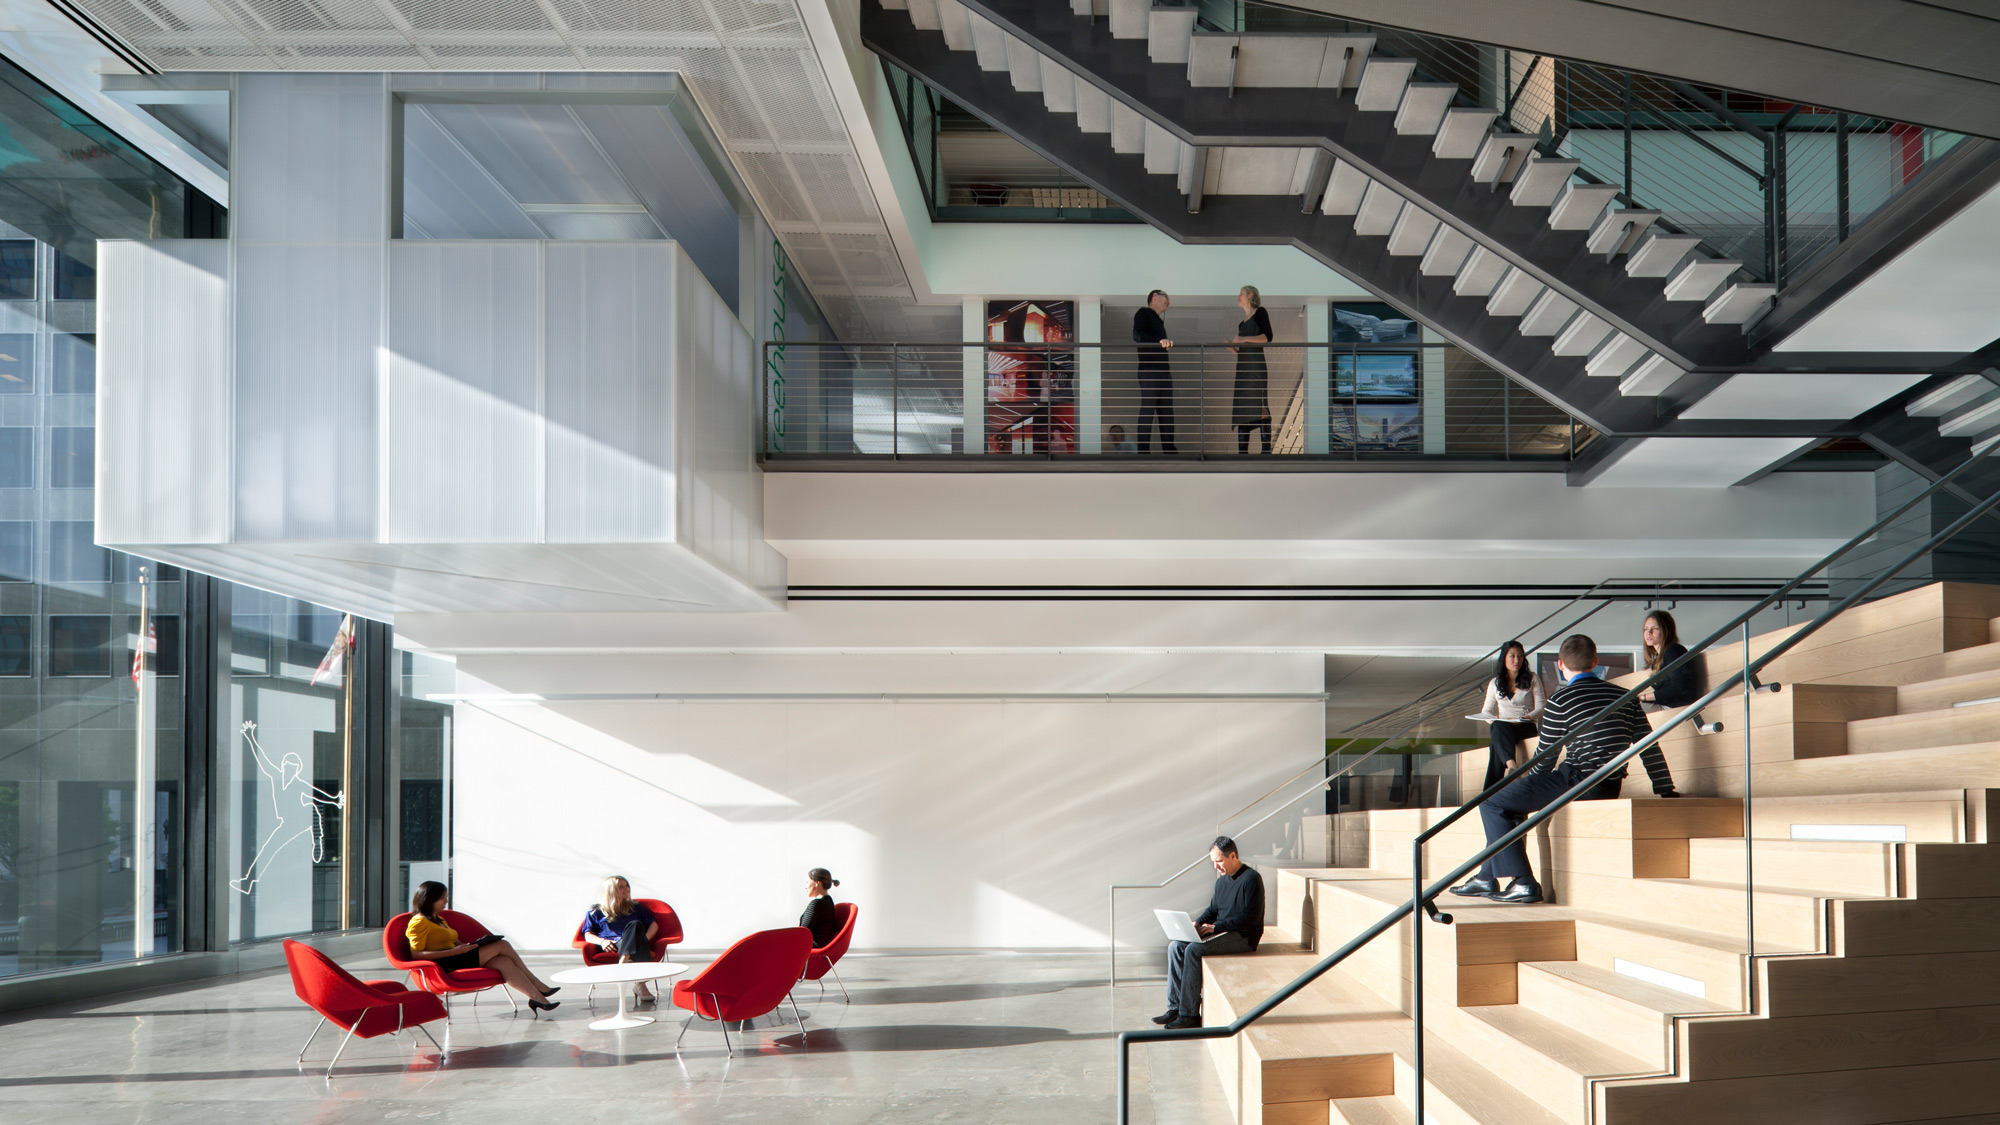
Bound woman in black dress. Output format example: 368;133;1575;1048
1229;285;1273;454
800;867;841;947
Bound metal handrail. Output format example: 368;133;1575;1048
1115;438;2000;1123
1104;580;1623;986
1104;577;1820;984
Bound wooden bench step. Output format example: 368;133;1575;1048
1392;1036;1569;1125
1518;959;1727;1069
1460;1003;1658;1123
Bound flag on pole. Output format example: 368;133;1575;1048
312;614;355;687
130;619;156;685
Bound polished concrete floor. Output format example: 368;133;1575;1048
0;950;1234;1123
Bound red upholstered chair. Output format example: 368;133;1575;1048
284;939;447;1076
569;897;684;1006
385;909;515;1014
798;902;858;1002
570;897;682;966
672;927;813;1056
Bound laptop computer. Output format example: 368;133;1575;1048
1154;909;1233;944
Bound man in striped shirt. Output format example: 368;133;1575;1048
1450;633;1680;904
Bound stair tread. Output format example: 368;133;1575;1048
1403;1034;1571;1125
1522;959;1731;1015
1203;950;1407;1061
1854;695;2000;729
1465;1002;1660;1079
1330;1096;1406;1125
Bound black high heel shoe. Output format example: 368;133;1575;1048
541;986;561;997
529;997;560;1013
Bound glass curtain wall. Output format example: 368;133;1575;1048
396;651;454;911
221;593;351;943
0;55;192;978
0;56;454;985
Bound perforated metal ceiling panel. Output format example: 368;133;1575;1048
74;0;950;339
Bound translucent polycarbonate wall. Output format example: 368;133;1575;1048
97;74;784;615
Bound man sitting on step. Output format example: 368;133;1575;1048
1153;836;1264;1030
1451;633;1680;905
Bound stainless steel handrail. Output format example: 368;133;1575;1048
1115;438;2000;1123
1105;576;1818;985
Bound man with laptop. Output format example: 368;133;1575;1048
1152;836;1264;1029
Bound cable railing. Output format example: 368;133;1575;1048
1102;576;1826;984
762;340;1596;461
1192;0;1970;287
1114;439;2000;1123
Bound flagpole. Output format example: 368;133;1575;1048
134;566;156;958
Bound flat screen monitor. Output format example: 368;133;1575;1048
1335;353;1418;398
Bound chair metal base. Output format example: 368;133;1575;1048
298;1017;445;1077
674;992;809;1058
793;958;850;1004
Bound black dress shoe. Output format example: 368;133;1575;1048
1488;878;1544;904
1164;1016;1201;1030
1448;876;1498;898
1150;1011;1179;1026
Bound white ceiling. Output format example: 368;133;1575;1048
59;0;931;342
1584;436;1821;487
1775;178;2000;355
1678;372;1931;419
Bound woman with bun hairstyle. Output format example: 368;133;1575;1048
800;868;842;947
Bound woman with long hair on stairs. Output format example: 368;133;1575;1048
1480;640;1544;790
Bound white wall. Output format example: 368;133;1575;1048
447;652;1323;952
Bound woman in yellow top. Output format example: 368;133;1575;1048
406;881;560;1012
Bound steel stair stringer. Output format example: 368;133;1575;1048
864;0;1706;435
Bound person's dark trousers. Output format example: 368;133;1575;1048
616;924;655;961
1137;375;1178;454
1236;420;1271;454
1165;931;1255;1016
1477;768;1624;882
1484;721;1538;790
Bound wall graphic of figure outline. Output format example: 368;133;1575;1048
229;720;344;895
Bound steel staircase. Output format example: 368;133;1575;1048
868;0;1791;427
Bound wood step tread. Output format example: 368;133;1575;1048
1329;1095;1406;1125
1900;665;2000;711
1204;952;1407;1062
1749;789;1972;806
1466;1003;1660;1079
1523;959;1731;1016
1655;875;1875;901
1399;1034;1570;1125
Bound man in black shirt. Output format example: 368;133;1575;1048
1450;634;1679;904
1154;835;1264;1029
1132;290;1178;454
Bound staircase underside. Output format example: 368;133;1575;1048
1272;0;2000;142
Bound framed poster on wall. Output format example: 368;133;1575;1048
986;300;1076;455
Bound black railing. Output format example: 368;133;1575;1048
1115;438;2000;1123
1188;0;1966;287
763;340;1595;462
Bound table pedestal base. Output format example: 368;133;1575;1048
588;987;657;1032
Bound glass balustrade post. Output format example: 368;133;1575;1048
1742;617;1757;1014
1837;113;1851;242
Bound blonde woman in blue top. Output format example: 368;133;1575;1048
579;875;661;1002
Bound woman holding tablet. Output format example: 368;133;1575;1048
1478;641;1545;790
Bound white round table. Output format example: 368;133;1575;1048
550;962;689;1031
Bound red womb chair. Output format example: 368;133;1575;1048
570;897;684;1005
384;909;516;1015
797;902;858;1002
672;926;813;1056
284;939;447;1076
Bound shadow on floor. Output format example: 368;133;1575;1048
770;1024;1116;1052
833;979;1101;1006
